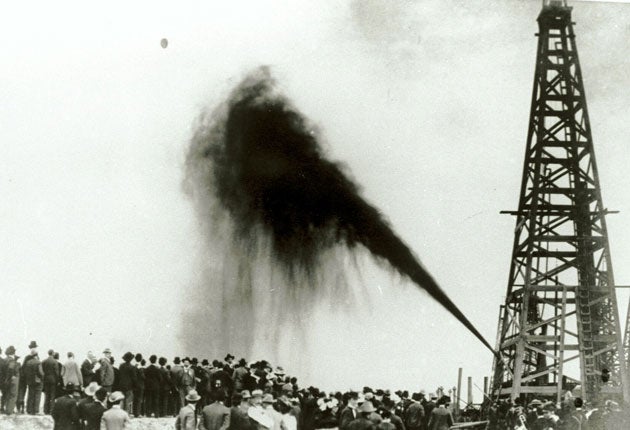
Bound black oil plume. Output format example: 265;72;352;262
186;67;494;354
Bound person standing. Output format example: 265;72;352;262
176;389;201;430
144;355;162;418
427;397;453;430
340;392;360;430
118;352;137;416
171;357;184;412
81;352;97;388
51;383;80;430
403;394;424;430
101;391;131;430
200;390;231;430
62;352;83;388
77;382;99;424
83;387;108;430
0;346;6;413
17;341;38;413
158;357;171;417
42;349;61;414
23;349;43;414
133;355;145;417
99;349;115;393
1;346;21;415
178;358;196;409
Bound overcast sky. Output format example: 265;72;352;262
2;0;630;401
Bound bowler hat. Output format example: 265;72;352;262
103;348;112;354
28;341;38;349
122;352;134;362
225;353;235;361
186;390;201;402
275;366;285;375
202;359;209;366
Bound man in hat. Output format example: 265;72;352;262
81;351;97;388
225;354;235;368
158;356;171;417
176;389;201;430
230;391;254;430
17;340;38;413
347;401;377;430
171;356;184;411
232;359;249;393
22;345;43;414
51;383;80;430
99;349;115;393
101;391;131;430
42;348;61;414
200;390;231;430
144;354;162;417
77;381;100;422
118;351;137;415
423;394;437;429
340;391;361;430
1;345;20;414
427;397;453;430
403;393;424;430
83;387;108;430
178;357;196;408
133;354;146;417
247;392;273;430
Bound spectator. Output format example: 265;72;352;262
42;348;61;414
144;354;162;417
176;389;201;430
200;389;231;430
134;354;146;417
81;351;97;388
1;346;20;414
427;397;453;430
51;383;80;430
17;341;38;413
158;356;171;417
23;347;43;414
99;349;115;393
62;352;83;388
101;391;131;430
84;387;108;430
346;401;377;430
118;351;137;416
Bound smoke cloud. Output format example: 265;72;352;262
183;67;493;365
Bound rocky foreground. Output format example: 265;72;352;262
0;415;176;430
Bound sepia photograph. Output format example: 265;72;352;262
2;0;630;428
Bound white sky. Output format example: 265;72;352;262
2;0;630;403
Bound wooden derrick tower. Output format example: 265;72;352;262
490;0;628;403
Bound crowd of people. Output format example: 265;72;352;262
0;341;628;429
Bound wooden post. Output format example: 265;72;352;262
484;376;489;398
467;376;473;406
457;368;463;413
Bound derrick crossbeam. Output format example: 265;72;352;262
490;1;629;404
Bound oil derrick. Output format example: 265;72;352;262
490;0;628;403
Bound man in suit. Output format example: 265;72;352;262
171;357;184;412
101;391;131;430
42;348;61;414
62;352;83;388
99;349;115;393
200;390;231;430
23;348;43;414
77;382;99;425
1;346;20;415
17;340;38;413
178;357;196;410
176;389;201;430
51;383;80;430
340;391;361;430
83;387;108;430
427;397;453;430
423;395;437;430
133;354;145;417
346;401;376;430
144;354;162;417
158;357;171;417
232;359;249;393
403;394;424;430
118;352;137;416
81;352;97;388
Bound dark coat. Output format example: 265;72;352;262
83;401;106;430
229;405;254;430
42;356;61;385
346;417;376;430
339;406;359;430
160;366;172;392
118;362;137;392
135;366;145;390
403;403;425;430
80;359;95;387
23;355;43;385
51;395;80;430
200;402;231;430
145;364;162;391
427;407;453;430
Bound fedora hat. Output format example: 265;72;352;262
241;390;252;399
109;391;125;403
84;382;101;397
103;348;112;354
359;401;375;413
186;390;201;402
251;389;264;397
262;394;275;404
28;341;38;349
